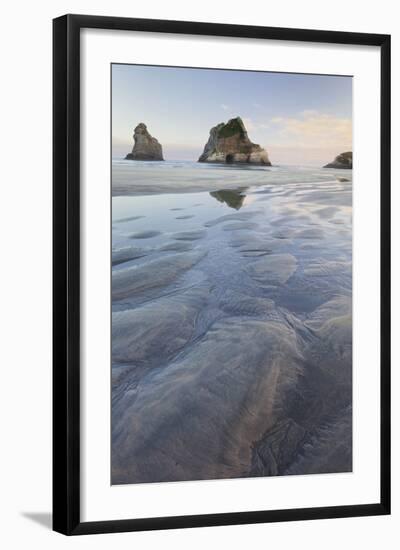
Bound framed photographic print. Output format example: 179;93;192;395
53;14;391;535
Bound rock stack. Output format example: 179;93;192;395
125;123;164;161
323;151;352;169
198;117;271;165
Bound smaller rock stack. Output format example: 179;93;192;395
323;152;352;169
125;123;164;161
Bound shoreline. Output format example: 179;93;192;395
111;161;352;197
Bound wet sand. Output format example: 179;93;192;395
111;160;352;484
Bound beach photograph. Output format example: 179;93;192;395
111;64;353;485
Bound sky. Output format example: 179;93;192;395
112;64;352;166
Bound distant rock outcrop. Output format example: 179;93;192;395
324;151;352;169
125;123;164;161
198;117;271;165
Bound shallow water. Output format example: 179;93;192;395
111;160;352;484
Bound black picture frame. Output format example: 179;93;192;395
53;14;391;535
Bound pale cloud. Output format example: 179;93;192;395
221;103;229;111
299;109;319;117
242;117;256;132
242;117;269;132
270;111;352;149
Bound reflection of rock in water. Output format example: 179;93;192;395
209;188;247;210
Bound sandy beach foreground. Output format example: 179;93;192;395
111;160;352;485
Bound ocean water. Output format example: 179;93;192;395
111;160;352;484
